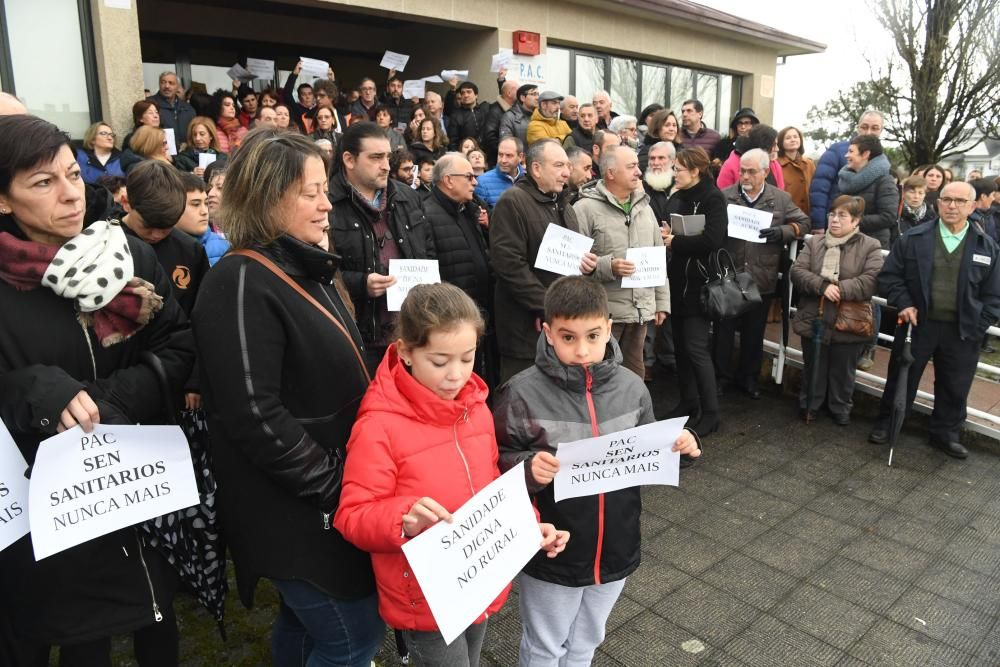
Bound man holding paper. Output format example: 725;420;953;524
715;148;809;398
574;145;669;378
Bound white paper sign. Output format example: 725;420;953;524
198;153;217;170
727;205;773;244
553;418;685;502
246;57;275;79
422;75;444;84
441;70;469;82
226;63;255;82
163;128;177;156
387;259;441;311
29;425;200;560
401;463;542;644
0;421;30;553
299;57;330;82
491;49;513;73
403;79;427;99
534;224;595;276
380;50;410;72
620;246;667;288
509;54;547;87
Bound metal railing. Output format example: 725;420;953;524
766;238;1000;441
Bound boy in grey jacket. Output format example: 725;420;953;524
495;276;700;666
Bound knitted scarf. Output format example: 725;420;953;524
837;153;891;195
820;226;860;283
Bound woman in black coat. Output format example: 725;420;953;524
0;116;193;666
191;128;382;666
663;147;729;436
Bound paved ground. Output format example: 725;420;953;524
107;367;1000;666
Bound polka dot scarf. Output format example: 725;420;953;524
0;220;163;347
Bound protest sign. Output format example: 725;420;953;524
380;50;410;72
401;463;542;644
387;259;441;311
299;57;330;82
246;57;275;79
0;420;29;553
727;205;773;244
163;128;177;156
403;79;427;99
509;54;546;87
422;75;444;83
553;418;685;502
198;153;217;170
533;224;595;276
620;246;667;288
441;70;469;82
490;49;513;73
29;425;199;560
226;63;254;82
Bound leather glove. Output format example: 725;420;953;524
758;227;783;244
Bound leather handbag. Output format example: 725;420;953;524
698;249;762;320
834;300;875;337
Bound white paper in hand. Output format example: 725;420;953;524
380;50;410;72
490;50;513;73
533;224;595;276
727;205;773;244
226;63;254;82
0;420;29;553
620;246;667;288
28;425;200;560
401;463;541;644
553;418;685;502
403;80;427;99
441;70;469;81
246;57;275;79
387;259;441;311
198;153;217;170
163;128;177;156
299;57;330;82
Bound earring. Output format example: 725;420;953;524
0;209;7;215
404;359;412;366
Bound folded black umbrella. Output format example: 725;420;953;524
888;322;915;467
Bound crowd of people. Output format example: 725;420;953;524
0;53;999;666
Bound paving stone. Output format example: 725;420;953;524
601;609;721;666
736;439;799;468
939;526;1000;577
639;509;671;544
848;619;975;666
653;580;758;647
966;510;1000;546
643;523;733;576
681;505;771;550
604;590;645;634
893;486;978;525
808;556;908;614
699;552;799;612
781;456;851;488
750;470;826;504
701;452;776;484
809;441;875;472
915;559;1000;616
720;486;800;526
838;533;935;582
740;529;834;579
886;586;995;654
775;509;864;550
622;557;692;607
640;485;704;523
864;510;963;555
724;615;844;666
972;617;1000;666
590;649;626;666
772;583;879;650
805;490;888;528
679;468;743;502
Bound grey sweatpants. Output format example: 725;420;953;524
402;619;488;667
517;573;627;667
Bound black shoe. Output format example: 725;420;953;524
716;378;731;398
832;413;850;426
693;414;720;437
742;378;762;400
930;438;968;459
799;407;817;423
869;425;889;444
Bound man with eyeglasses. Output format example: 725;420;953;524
715;148;810;398
869;181;1000;459
349;77;379;123
500;84;539;146
329;122;436;370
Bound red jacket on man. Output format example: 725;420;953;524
334;346;510;631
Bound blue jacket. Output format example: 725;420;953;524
878;220;1000;340
76;147;125;185
808;139;849;230
475;164;523;208
199;228;230;267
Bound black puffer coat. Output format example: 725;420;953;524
192;234;376;607
448;102;490;150
665;177;729;313
0;216;193;648
422;188;492;312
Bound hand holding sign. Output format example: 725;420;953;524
387;259;441;311
534;224;595;276
530;451;560;486
403;497;453;538
620;246;667;288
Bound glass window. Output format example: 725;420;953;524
575;55;605;106
7;0;92;136
669;67;693;110
641;65;666;110
190;65;237;99
697;73;718;130
547;47;570;99
609;58;637;116
719;74;734;132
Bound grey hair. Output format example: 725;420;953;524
432;152;467;186
600;144;635;175
741;148;770;171
566;146;590;164
608;115;637;134
158;71;178;82
649;141;676;158
578;102;595;112
593;90;611;101
526;138;561;172
858;109;885;124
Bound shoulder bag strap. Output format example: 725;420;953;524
230;249;371;383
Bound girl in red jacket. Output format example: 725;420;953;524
335;283;568;666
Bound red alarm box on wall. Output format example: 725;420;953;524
513;31;541;56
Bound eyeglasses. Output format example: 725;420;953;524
448;173;477;182
939;197;973;207
97;131;116;138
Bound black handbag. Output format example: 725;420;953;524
698;249;762;320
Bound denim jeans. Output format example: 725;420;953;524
270;579;383;667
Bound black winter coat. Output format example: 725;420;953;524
448;102;491;150
423;188;492;312
665;177;729;313
328;173;435;345
482;100;508;165
0;217;193;647
191;234;376;607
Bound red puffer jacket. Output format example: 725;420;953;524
334;346;510;632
